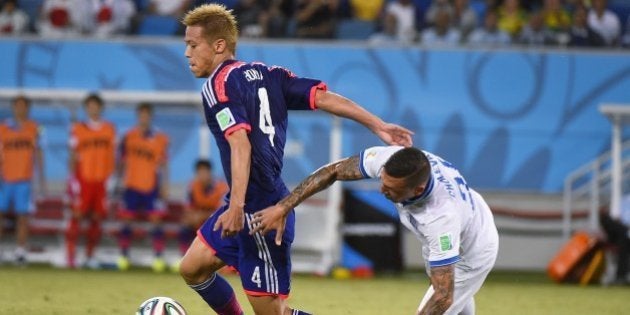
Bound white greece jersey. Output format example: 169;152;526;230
359;146;499;272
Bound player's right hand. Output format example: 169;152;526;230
250;204;289;246
375;123;414;147
213;207;245;238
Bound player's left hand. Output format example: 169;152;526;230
250;204;289;246
214;207;245;238
375;123;414;147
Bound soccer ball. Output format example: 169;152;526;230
136;296;187;315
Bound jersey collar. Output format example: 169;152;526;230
400;174;435;206
209;59;237;81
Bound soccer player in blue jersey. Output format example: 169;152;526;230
180;4;413;315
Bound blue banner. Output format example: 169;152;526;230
1;39;628;192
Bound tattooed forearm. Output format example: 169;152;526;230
419;265;455;315
278;155;364;211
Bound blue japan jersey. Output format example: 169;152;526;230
201;60;326;206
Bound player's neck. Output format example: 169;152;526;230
13;117;27;125
210;54;235;75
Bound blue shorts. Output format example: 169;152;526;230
198;197;296;297
119;188;165;219
0;181;33;215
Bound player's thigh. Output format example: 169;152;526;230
14;182;33;215
246;295;287;315
179;236;226;283
146;192;166;224
448;265;493;314
239;212;294;297
0;183;13;212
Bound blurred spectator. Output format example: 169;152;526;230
425;0;452;26
420;9;461;46
148;0;191;17
38;0;82;38
384;0;417;44
519;11;557;46
266;0;294;38
369;12;399;45
350;0;384;21
177;159;228;258
622;16;630;47
116;103;170;272
295;0;338;39
541;0;571;33
0;96;44;265
497;0;528;38
599;195;630;286
80;0;136;38
587;0;621;46
452;0;478;40
467;10;511;46
569;4;605;47
234;0;267;38
66;94;116;269
0;0;29;35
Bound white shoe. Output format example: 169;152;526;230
84;257;101;270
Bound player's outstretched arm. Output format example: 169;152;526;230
250;155;364;245
314;90;414;147
213;129;251;238
417;265;455;315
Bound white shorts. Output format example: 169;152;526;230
418;231;498;314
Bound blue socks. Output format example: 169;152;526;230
189;273;243;315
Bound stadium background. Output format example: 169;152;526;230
1;0;630;313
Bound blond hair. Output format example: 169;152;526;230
183;4;238;53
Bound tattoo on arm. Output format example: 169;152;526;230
419;265;455;315
279;155;364;210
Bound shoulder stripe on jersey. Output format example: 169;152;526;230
213;61;246;103
429;255;461;267
202;80;218;107
269;65;296;78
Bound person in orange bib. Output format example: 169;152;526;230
66;93;116;269
0;95;45;265
178;159;228;257
115;103;170;272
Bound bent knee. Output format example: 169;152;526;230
179;254;205;283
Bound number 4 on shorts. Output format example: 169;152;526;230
251;266;262;288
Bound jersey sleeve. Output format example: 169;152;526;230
359;146;405;178
270;66;327;111
203;78;252;137
423;210;462;268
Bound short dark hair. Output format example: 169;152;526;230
383;147;431;187
83;93;104;107
12;95;31;107
136;102;153;114
195;159;212;171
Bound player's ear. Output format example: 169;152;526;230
413;183;425;196
213;38;227;54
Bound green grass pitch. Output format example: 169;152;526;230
0;266;627;314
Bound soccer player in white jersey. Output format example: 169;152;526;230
251;146;499;315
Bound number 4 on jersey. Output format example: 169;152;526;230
258;88;275;146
